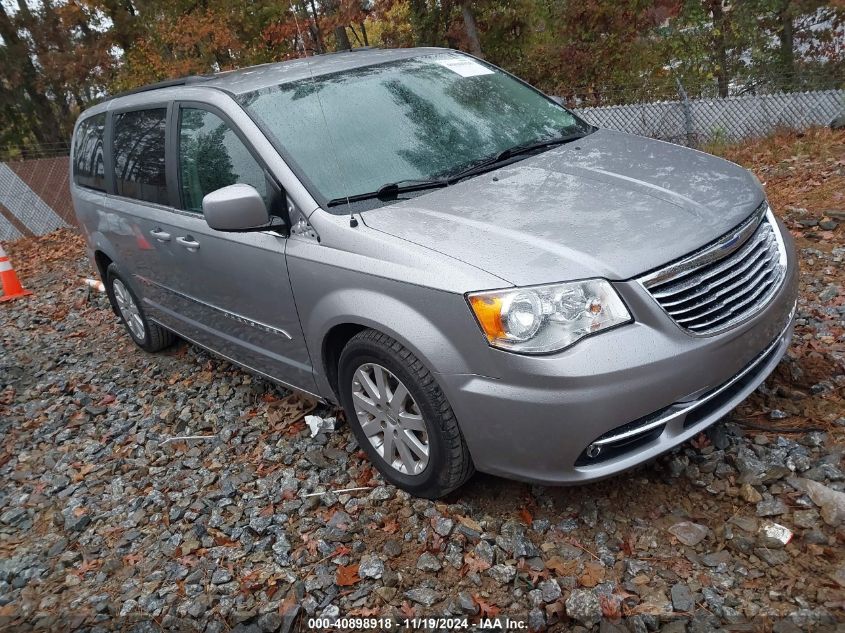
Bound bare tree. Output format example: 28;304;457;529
460;2;483;57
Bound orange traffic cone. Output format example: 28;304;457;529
0;244;32;302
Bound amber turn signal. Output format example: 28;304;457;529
469;294;505;341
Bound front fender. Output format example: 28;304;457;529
290;265;497;400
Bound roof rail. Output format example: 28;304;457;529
106;74;217;101
314;45;378;57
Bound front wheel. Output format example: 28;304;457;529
337;330;473;498
106;264;175;353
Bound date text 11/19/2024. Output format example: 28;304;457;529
306;616;529;629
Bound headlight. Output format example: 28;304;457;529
467;279;632;353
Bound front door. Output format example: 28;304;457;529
138;104;316;393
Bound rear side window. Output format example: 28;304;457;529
73;114;106;191
113;108;169;205
178;107;268;213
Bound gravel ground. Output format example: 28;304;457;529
1;131;844;632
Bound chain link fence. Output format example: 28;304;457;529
0;72;843;239
563;71;844;147
0;157;71;241
572;89;844;147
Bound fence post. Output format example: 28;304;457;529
675;78;695;147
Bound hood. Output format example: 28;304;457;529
360;129;764;286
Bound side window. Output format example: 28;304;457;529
113;108;169;205
73;114;106;191
178;107;268;213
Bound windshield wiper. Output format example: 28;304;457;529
327;178;447;207
445;132;586;183
326;132;586;207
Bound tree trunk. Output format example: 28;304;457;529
409;0;435;46
778;0;795;90
101;0;137;53
360;21;369;46
305;0;325;54
0;5;63;145
334;25;351;51
460;2;483;58
710;0;729;98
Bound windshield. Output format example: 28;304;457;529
239;53;590;209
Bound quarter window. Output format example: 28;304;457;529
113;108;169;205
73;114;106;191
178;107;268;213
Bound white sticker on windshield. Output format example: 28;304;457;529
435;57;494;77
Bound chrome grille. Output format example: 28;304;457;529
641;204;787;335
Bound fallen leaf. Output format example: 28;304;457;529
519;507;533;525
458;515;482;532
348;607;380;616
331;545;351;557
356;465;375;486
336;564;360;587
74;558;102;578
278;591;298;617
669;557;694;579
600;594;622;619
621;533;635;557
72;463;95;482
517;558;548;583
545;599;565;623
400;601;415;618
463;553;491;574
544;556;579;576
259;504;274;517
473;595;500;618
579;561;604;588
429;534;444;552
690;433;710;449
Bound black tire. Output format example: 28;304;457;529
337;329;474;498
105;264;175;353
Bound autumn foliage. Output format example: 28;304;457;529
0;0;843;156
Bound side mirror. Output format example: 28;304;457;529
549;95;564;106
202;184;271;231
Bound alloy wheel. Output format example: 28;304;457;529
351;363;429;475
112;279;146;342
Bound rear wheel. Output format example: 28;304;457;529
337;329;473;498
106;264;175;353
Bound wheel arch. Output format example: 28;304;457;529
321;322;368;401
94;250;113;279
319;316;442;402
93;250;118;314
312;297;471;403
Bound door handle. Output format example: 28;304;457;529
149;228;171;242
176;236;201;251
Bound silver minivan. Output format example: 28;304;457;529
71;47;798;498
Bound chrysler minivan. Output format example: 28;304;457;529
71;48;798;498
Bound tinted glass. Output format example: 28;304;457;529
113;108;168;205
178;108;268;213
73;114;106;191
240;53;589;207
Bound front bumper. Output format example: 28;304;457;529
438;230;799;485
